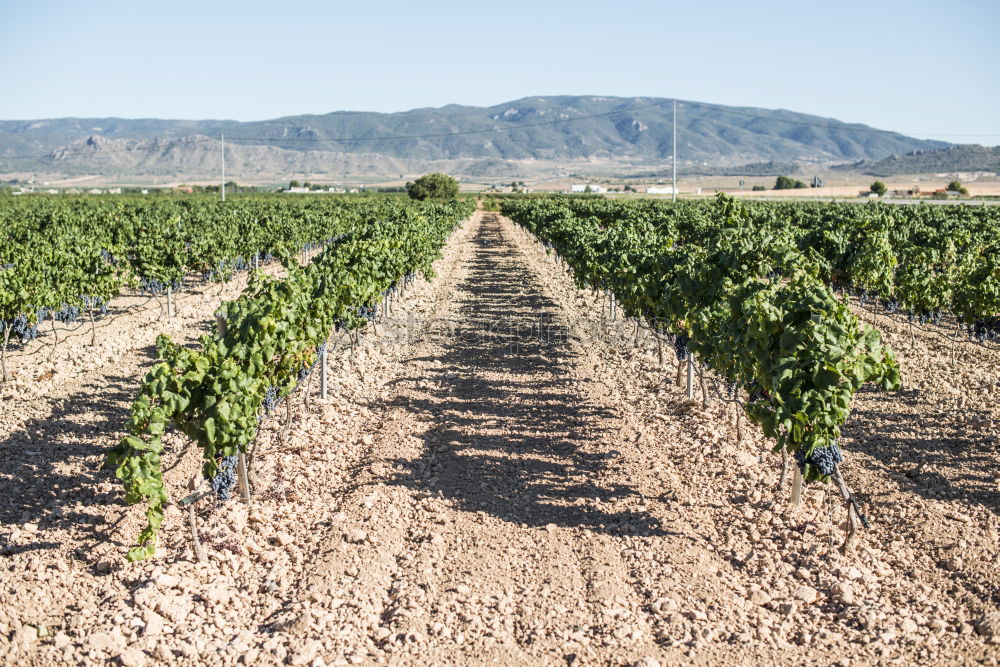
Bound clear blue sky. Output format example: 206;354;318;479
3;0;998;145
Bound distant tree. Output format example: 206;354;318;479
406;173;459;200
870;181;887;196
584;185;593;194
774;175;807;190
289;180;300;188
946;180;969;195
752;185;766;192
303;182;312;189
623;184;636;193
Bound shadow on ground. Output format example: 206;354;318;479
387;216;667;538
845;386;999;517
0;345;162;562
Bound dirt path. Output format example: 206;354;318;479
0;212;997;665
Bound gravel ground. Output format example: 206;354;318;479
0;211;997;666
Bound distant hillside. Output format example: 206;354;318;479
832;144;1000;176
0;96;949;180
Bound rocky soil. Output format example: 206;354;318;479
0;212;997;666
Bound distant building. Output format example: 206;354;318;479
646;186;677;195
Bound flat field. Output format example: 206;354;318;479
0;212;997;666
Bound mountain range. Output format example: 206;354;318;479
0;96;958;181
832;144;1000;177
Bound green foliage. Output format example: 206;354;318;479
106;197;474;560
947;180;969;195
501;194;901;486
870;181;887;196
752;185;766;192
406;173;459;201
774;175;807;190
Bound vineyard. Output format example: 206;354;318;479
0;195;997;665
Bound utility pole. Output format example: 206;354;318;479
672;99;677;203
221;133;226;202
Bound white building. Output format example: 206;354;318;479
646;186;677;195
570;184;604;193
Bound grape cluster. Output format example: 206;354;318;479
970;317;1000;343
83;295;109;315
727;381;738;399
208;455;238;500
908;309;943;326
794;441;843;476
672;332;690;361
359;304;379;321
2;314;40;342
139;278;179;296
882;298;899;313
53;304;81;323
261;385;279;416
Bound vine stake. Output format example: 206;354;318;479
735;403;743;443
699;365;709;407
832;466;863;554
186;478;206;563
88;304;97;347
47;310;59;362
686;356;695;399
1;326;9;384
791;466;803;506
320;344;328;400
237;453;251;504
282;397;292;448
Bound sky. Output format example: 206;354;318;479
2;0;998;145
